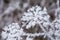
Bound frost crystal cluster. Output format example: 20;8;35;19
21;5;50;29
21;5;54;40
1;5;60;40
52;19;60;40
1;23;23;40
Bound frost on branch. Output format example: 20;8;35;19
21;5;50;29
1;23;23;40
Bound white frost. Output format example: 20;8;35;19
21;5;50;29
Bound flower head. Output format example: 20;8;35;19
1;23;22;40
21;5;50;29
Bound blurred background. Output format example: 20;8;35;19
0;0;59;40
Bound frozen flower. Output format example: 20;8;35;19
1;23;23;40
21;5;50;29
